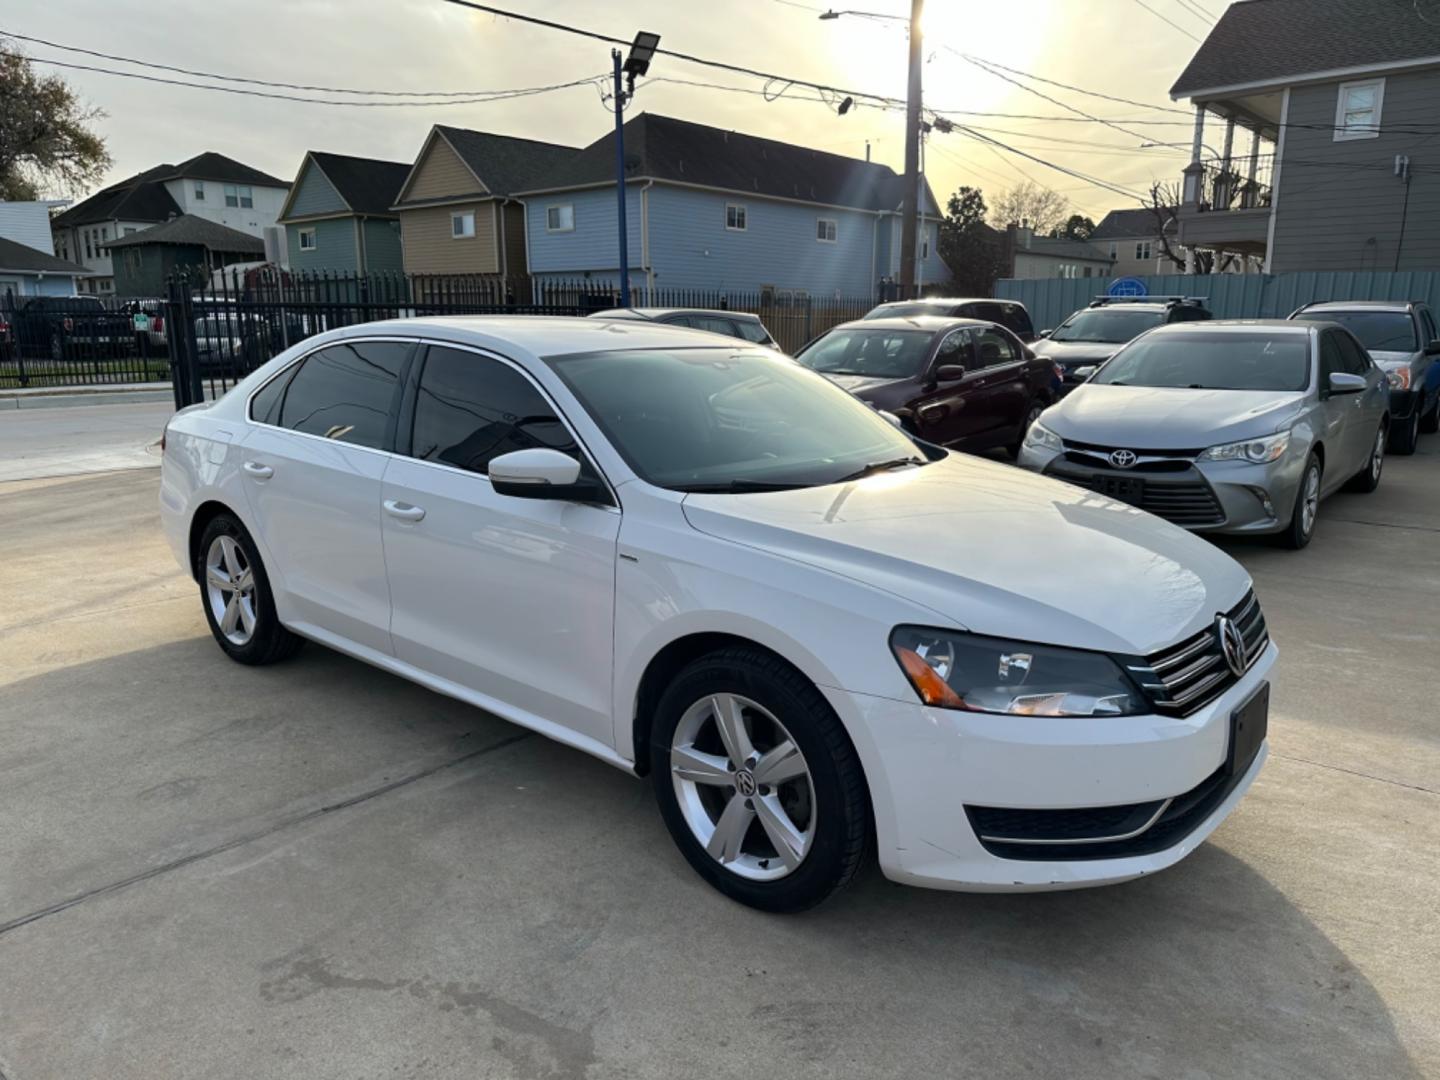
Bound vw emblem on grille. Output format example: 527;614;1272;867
1216;615;1247;677
1108;449;1138;469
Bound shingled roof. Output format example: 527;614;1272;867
1171;0;1440;98
1090;207;1175;240
51;153;287;229
0;236;90;275
306;152;412;216
101;215;265;254
433;126;580;196
518;113;932;213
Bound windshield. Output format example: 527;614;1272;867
1093;332;1311;392
864;302;954;320
1292;311;1416;352
1051;309;1164;344
545;347;925;491
794;328;933;379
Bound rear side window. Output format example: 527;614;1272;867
973;327;1021;368
409;346;578;475
734;319;773;344
277;340;410;449
690;315;743;338
1419;308;1438;345
249;366;296;425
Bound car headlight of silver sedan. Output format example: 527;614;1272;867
1023;421;1063;452
1198;431;1291;464
890;627;1146;717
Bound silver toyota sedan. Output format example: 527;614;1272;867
1018;320;1390;549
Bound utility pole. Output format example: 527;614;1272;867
898;0;924;298
612;32;660;309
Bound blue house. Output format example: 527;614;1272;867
278;152;413;273
515;113;943;301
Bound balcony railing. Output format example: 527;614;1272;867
1191;153;1275;212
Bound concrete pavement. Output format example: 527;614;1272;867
0;452;1436;1079
0;400;173;482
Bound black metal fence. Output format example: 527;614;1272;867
0;293;172;390
162;268;883;406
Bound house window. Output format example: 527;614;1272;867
99;278;112;292
299;228;317;252
816;218;837;243
1083;266;1093;278
224;184;254;208
1109;241;1117;259
124;227;137;236
194;181;205;201
725;204;747;231
1135;240;1153;260
921;233;930;259
1335;78;1384;141
451;210;475;238
85;231;93;258
126;249;143;272
546;204;574;232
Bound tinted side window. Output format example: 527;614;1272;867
974;327;1020;368
1319;332;1346;381
277;340;409;449
691;315;743;339
1004;304;1035;339
250;365;296;425
1419;308;1437;345
734;319;772;344
410;346;578;475
1336;332;1372;375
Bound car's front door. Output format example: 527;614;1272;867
949;325;1030;449
380;343;621;749
1334;329;1388;467
239;338;413;655
907;328;971;446
1315;330;1356;492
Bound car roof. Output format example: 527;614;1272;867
831;315;993;333
312;315;756;357
589;307;762;322
1296;300;1411;313
1148;318;1311;334
872;297;1000;307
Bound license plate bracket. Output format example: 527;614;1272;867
1229;682;1269;776
1099;475;1145;503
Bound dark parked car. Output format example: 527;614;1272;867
863;297;1036;342
9;295;134;360
1289;299;1440;454
1032;295;1211;393
589;307;778;347
794;316;1060;456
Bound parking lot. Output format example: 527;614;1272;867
1;440;1437;1079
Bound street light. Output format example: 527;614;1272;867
612;30;660;307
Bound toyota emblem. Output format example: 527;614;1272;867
1216;615;1247;677
1108;449;1138;469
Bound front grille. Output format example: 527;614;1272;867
1059;470;1226;527
1130;589;1269;717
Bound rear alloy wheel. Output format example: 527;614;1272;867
196;514;304;665
1280;453;1322;549
1010;400;1046;458
1347;425;1386;493
1391;408;1420;455
651;648;869;912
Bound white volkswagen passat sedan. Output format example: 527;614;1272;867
160;318;1275;912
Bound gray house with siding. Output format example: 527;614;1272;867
279;152;412;274
1171;0;1440;274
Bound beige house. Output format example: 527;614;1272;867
393;126;577;277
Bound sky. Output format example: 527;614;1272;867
5;0;1214;224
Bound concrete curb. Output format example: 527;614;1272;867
0;389;178;410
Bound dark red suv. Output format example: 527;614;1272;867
794;316;1061;456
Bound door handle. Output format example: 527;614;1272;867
383;499;426;523
242;461;273;479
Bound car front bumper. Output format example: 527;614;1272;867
824;642;1275;891
1017;444;1306;536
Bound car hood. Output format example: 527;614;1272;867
681;453;1250;656
1044;385;1306;448
821;373;907;395
1031;339;1121;364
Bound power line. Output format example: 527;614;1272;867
1169;0;1217;27
949;126;1148;201
960;55;1191;116
9;51;603;107
1129;0;1204;42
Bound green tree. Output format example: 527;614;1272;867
937;186;1007;296
0;50;110;200
1051;214;1096;241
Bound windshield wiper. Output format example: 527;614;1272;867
834;456;925;483
676;480;808;493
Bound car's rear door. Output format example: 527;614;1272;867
238;337;413;655
379;343;620;749
950;325;1030;448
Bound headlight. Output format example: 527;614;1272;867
1386;368;1412;391
1198;431;1291;464
1023;421;1063;452
889;627;1146;717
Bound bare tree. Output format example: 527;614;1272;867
1141;181;1243;275
990;181;1069;236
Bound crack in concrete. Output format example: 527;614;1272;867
0;732;530;939
1271;750;1439;796
1329;517;1440;535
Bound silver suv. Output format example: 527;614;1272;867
1018;320;1390;550
1289;299;1440;454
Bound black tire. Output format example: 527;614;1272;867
649;646;870;913
1279;452;1322;550
196;513;304;665
1009;399;1047;459
1346;424;1385;493
49;330;63;363
1421;393;1440;435
1390;408;1419;455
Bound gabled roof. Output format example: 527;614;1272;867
1090;207;1175;240
394;126;580;205
281;152;413;220
518;113;935;214
101;214;265;254
0;236;89;275
51;153;286;229
1171;0;1440;98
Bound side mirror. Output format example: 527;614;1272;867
1327;372;1366;396
877;409;905;430
1037;329;1052;338
1426;339;1440;356
934;363;967;382
1071;365;1099;381
488;448;599;501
